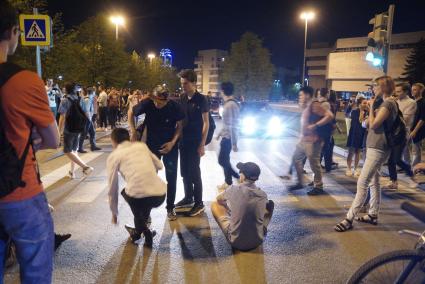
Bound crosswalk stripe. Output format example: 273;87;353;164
41;152;103;189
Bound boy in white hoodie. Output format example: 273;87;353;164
107;128;166;247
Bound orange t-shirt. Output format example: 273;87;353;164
0;70;54;202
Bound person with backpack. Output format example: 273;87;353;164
384;83;417;190
0;2;60;281
335;76;398;232
287;86;334;195
216;82;240;191
77;88;101;153
175;69;211;217
128;85;185;221
58;82;94;179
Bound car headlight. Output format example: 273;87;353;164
219;106;224;117
267;116;284;136
242;116;256;135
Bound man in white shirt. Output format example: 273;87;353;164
396;82;417;165
97;86;109;131
106;128;166;247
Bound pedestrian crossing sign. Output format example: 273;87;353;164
19;14;51;46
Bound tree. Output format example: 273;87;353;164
221;32;275;100
402;39;425;84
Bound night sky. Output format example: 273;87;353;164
47;0;425;69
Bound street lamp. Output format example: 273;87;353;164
300;11;315;86
147;53;156;63
110;15;125;40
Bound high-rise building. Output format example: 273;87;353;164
194;49;228;95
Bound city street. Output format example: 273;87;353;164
4;118;425;284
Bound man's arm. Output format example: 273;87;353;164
106;156;120;219
198;112;210;157
33;122;60;151
308;103;334;129
58;114;65;135
230;103;239;150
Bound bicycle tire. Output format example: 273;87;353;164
347;250;425;284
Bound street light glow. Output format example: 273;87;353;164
110;15;125;26
148;53;156;60
300;11;315;20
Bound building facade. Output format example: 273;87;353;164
194;49;228;95
305;31;425;94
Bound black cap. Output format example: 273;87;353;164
236;162;261;181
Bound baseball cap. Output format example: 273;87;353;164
236;162;261;181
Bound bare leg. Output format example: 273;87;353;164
347;149;353;172
354;150;361;170
65;152;88;169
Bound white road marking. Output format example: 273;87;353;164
41;152;103;189
65;169;107;203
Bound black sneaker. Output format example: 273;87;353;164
124;224;141;242
288;183;304;191
307;187;325;196
307;181;314;187
54;233;72;250
78;149;88;154
175;198;194;209
91;146;102;151
143;230;157;247
167;208;177;221
187;204;205;217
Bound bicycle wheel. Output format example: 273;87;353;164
347;250;425;284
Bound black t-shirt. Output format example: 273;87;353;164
133;99;185;151
412;97;425;142
180;92;209;142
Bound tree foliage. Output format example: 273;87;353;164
402;39;425;84
221;32;275;100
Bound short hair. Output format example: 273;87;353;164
178;69;197;83
375;75;395;95
64;82;77;95
319;88;328;98
300;86;314;97
111;128;130;144
221;82;234;96
396;82;411;94
357;97;365;105
413;83;425;92
0;1;19;41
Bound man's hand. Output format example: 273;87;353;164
31;127;43;152
159;141;175;154
410;131;417;139
130;130;138;142
307;124;317;131
198;144;205;157
232;145;238;152
111;214;118;225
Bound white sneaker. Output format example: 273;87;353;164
345;170;353;177
82;166;94;176
354;169;361;177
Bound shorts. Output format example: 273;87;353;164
63;131;80;153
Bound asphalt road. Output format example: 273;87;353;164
4;118;425;284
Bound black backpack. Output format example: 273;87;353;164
383;101;407;148
65;96;88;133
0;62;33;198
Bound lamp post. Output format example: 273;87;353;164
110;15;125;40
300;11;315;86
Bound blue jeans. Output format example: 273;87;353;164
78;120;97;151
0;193;54;284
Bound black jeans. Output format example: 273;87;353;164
78;119;96;151
388;142;413;181
321;136;334;172
151;145;178;210
99;107;108;128
180;140;203;206
218;138;239;185
108;106;118;129
121;190;165;234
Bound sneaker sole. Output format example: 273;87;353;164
189;207;205;217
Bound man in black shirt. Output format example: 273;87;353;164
129;85;185;220
176;69;210;216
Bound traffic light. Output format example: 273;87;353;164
366;5;395;73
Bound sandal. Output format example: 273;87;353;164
334;219;353;232
355;214;378;225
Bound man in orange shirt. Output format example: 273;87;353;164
0;2;60;282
